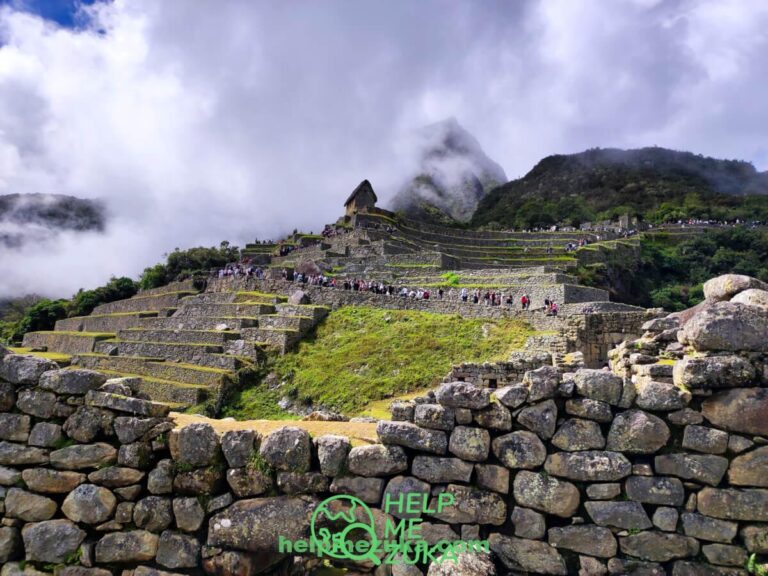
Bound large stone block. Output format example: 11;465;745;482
680;512;737;543
259;426;312;472
585;501;652;530
276;471;330;495
16;388;56;418
156;530;200;569
697;487;768;521
492;430;546;469
434;382;491;410
523;365;561;402
547;525;617;558
517;399;557;439
513;470;579;518
565;398;613;422
50;443;117;470
63;406;114;443
382;476;431;519
39;369;107;394
544;451;631;482
654;453;728;486
5;487;58;521
0;441;48;466
329;476;384;504
732;288;768;309
21;468;85;493
0;414;30;443
428;484;506;525
376;421;447;454
702;388;768;436
95;530;159;563
427;551;496;576
573;369;623;405
673;355;756;389
226;467;273;498
449;426;490;462
133;496;174;532
511;506;546;539
21;519;86;564
0;526;21;564
414;403;455;431
207;496;316;552
0;354;57;386
634;380;690;411
314;434;350;476
625;475;684;506
703;274;768;301
347;444;408;477
62;484;116;525
606;409;669;454
412;456;473;483
682;425;728;455
489;534;567;575
171;423;220;467
680;301;768;352
221;430;257;468
619;531;699;562
85;390;170;417
551;418;605;451
473;402;512;431
727;447;768;486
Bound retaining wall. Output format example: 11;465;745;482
2;296;766;576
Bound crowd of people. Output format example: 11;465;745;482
564;238;594;252
215;264;266;279
282;271;561;313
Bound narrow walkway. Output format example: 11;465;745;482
171;412;378;446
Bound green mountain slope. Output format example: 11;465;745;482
471;147;768;229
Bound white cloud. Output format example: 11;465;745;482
0;0;767;297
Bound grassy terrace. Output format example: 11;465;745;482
234;291;288;302
10;347;72;364
223;306;537;420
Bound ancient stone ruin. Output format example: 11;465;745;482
19;184;652;412
1;272;767;575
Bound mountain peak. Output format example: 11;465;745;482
390;118;506;223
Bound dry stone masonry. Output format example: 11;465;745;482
0;273;767;575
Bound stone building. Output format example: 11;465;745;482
343;179;378;216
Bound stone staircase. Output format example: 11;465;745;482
21;285;329;410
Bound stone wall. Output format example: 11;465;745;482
208;277;648;367
2;270;767;576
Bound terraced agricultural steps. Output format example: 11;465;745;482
21;281;329;411
19;198;652;412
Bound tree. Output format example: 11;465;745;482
12;299;69;341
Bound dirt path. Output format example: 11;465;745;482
171;412;379;446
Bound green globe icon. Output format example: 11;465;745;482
311;494;381;565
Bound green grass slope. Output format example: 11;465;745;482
223;306;535;419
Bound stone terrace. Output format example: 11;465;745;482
21;284;328;411
1;271;767;574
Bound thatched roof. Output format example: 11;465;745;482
343;179;377;207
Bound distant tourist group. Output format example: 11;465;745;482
214;264;562;315
216;264;265;279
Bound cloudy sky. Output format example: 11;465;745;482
1;0;767;297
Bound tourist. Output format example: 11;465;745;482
461;288;468;302
521;294;528;310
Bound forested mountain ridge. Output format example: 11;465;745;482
471;147;768;230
